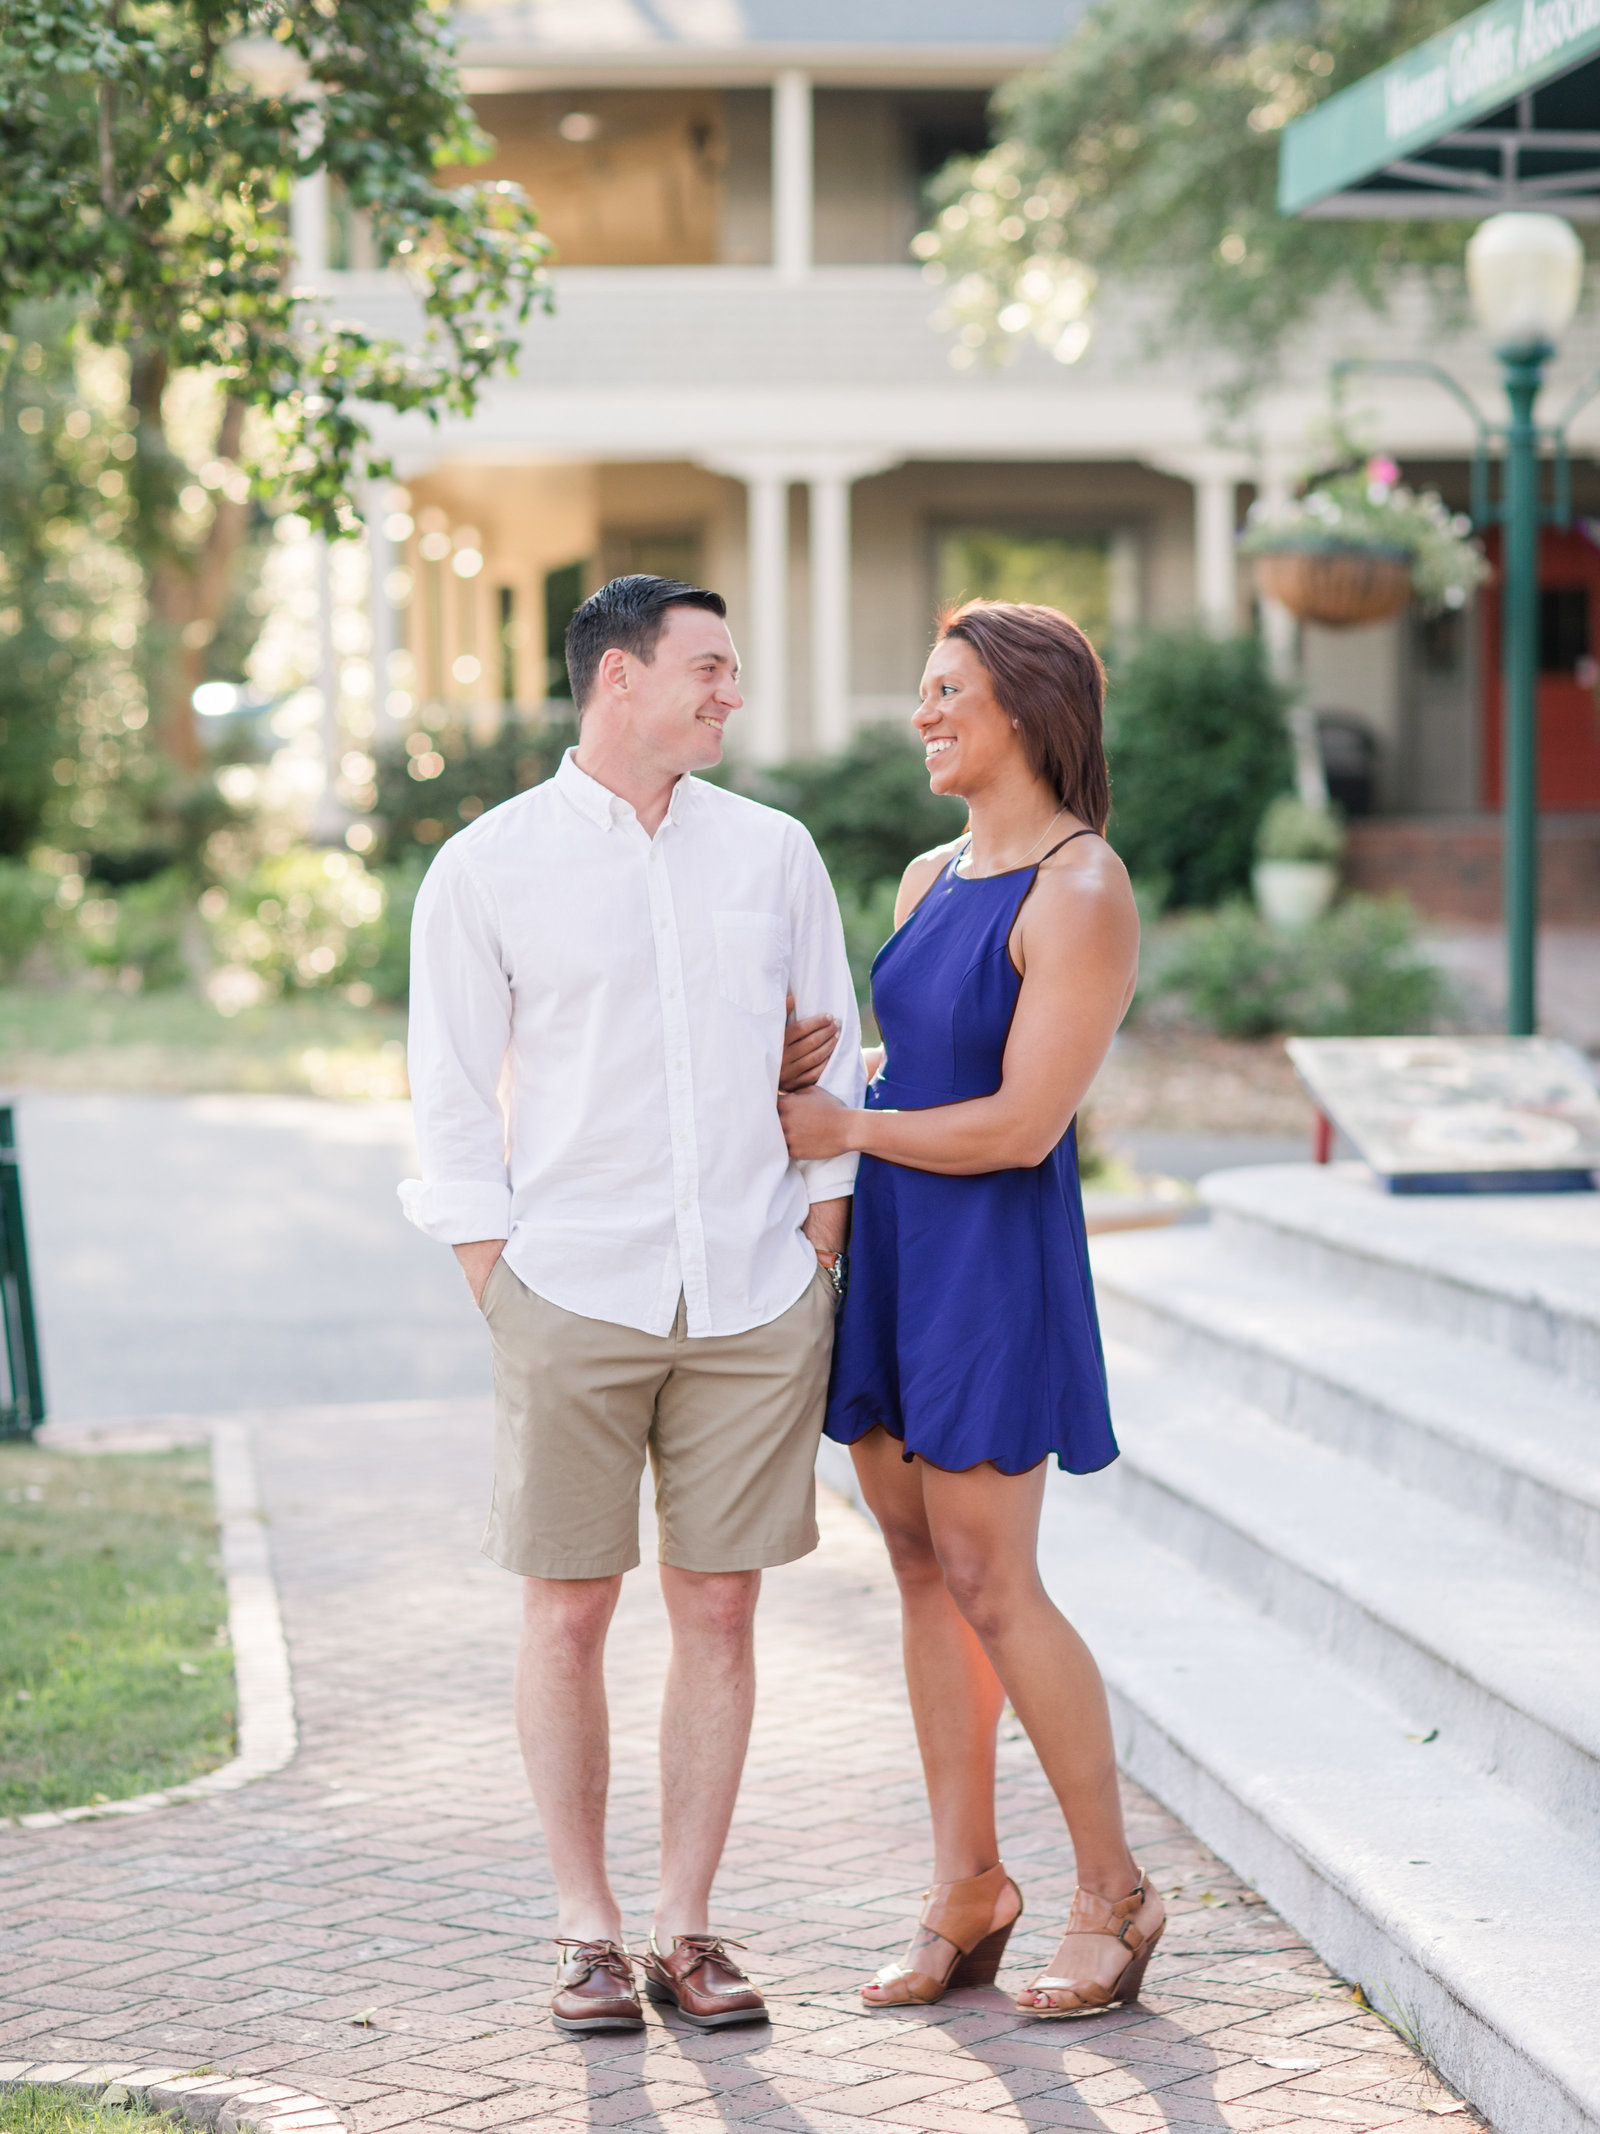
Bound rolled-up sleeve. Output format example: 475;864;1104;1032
786;825;866;1203
398;848;514;1244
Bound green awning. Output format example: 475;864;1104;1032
1280;0;1600;219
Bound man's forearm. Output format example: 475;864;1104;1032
801;1197;850;1257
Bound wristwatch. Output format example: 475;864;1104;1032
814;1249;848;1306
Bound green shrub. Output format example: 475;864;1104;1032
1106;631;1292;909
203;848;387;996
370;716;577;862
0;860;54;978
727;727;967;898
835;876;901;1020
1153;895;1449;1038
363;850;429;1003
1314;895;1453;1036
74;868;190;991
1256;793;1346;863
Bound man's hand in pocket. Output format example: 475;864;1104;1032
454;1239;505;1309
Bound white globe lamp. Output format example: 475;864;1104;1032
1465;212;1584;353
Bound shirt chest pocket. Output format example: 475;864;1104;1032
713;910;789;1019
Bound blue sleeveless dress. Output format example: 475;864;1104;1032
824;839;1118;1476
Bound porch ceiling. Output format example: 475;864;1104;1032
454;0;1077;87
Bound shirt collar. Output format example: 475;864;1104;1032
555;747;700;833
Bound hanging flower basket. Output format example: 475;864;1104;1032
1240;457;1489;627
1252;545;1414;628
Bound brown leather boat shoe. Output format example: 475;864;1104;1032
637;1933;768;2029
550;1937;644;2034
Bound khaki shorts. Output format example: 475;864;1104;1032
479;1258;837;1580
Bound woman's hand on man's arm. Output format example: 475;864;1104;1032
777;850;1138;1178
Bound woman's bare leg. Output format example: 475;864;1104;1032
851;1429;1006;1881
916;1458;1143;1990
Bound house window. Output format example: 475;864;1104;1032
936;531;1111;647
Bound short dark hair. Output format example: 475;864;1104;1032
938;600;1110;833
564;574;727;711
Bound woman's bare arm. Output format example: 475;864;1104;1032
777;842;1138;1176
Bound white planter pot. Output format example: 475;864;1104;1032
1252;859;1338;932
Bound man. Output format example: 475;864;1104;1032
401;575;863;2035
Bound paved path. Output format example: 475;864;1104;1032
10;1092;1334;1425
2;1396;1478;2134
11;1095;486;1421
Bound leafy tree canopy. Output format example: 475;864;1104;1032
917;0;1469;402
0;0;550;529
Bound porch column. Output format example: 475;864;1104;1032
290;170;329;280
808;472;852;755
366;482;400;740
1147;451;1245;634
1194;468;1238;635
806;453;897;756
746;469;791;764
310;534;347;844
773;71;813;281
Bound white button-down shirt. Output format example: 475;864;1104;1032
400;750;863;1338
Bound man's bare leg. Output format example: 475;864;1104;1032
516;1572;626;1941
654;1565;761;1943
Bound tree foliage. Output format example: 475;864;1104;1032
0;306;145;857
0;0;551;771
0;0;551;528
917;0;1469;399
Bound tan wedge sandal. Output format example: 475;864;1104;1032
1014;1873;1165;2019
862;1863;1023;2008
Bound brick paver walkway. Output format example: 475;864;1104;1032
2;1399;1479;2133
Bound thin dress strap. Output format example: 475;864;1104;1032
1036;829;1097;865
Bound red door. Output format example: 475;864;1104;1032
1482;524;1600;810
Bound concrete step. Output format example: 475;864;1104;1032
1199;1163;1600;1393
1036;1472;1600;2134
1090;1223;1600;1582
1098;1339;1600;1848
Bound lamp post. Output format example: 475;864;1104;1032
1335;214;1591;1035
1464;214;1585;1036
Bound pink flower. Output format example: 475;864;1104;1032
1367;455;1400;487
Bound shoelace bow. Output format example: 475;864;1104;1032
665;1934;745;1976
555;1936;633;1985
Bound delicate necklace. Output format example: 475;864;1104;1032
962;805;1065;878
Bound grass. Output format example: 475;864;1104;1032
0;2086;185;2132
0;983;408;1097
0;1444;236;1818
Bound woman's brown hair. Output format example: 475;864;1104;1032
938;600;1110;834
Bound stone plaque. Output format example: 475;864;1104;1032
1286;1036;1600;1193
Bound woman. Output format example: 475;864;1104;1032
777;600;1160;2020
